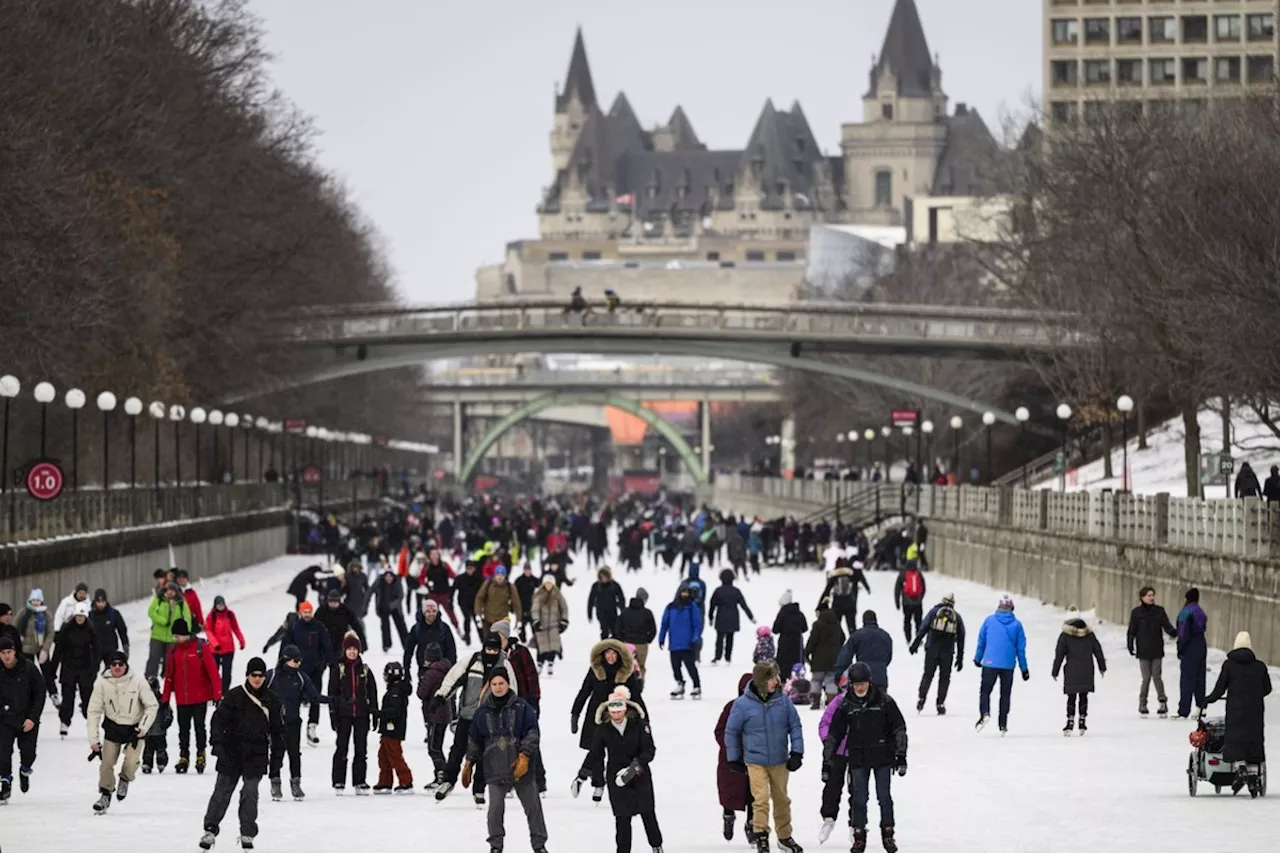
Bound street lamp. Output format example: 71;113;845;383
96;392;116;493
148;401;165;492
1;375;19;534
863;428;875;475
921;419;934;477
256;417;269;481
169;405;186;488
1015;406;1030;488
190;407;206;489
1056;403;1073;492
33;382;55;456
949;416;963;483
225;413;240;483
982;411;996;484
208;410;223;482
65;389;86;490
1117;395;1134;491
240;413;253;483
124;397;142;488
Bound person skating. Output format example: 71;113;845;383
315;589;365;666
908;593;965;714
0;604;20;653
455;561;485;646
531;576;570;676
88;589;129;664
285;564;328;608
574;686;664;853
53;581;91;631
724;660;806;853
1176;587;1209;719
973;595;1029;734
1051;607;1107;735
50;601;100;738
804;606;846;709
374;568;409;653
330;633;379;794
835;611;893;689
278;601;332;746
1126;586;1176;717
659;583;704;699
588;566;627;640
772;591;809;680
476;566;524;637
1205;631;1272;794
436;633;516;803
415;642;454;789
463;669;549;853
822;662;907;853
14;590;54;705
572;639;643;802
174;570;205;634
710;570;755;665
374;661;414;793
87;649;158;814
264;645;327;800
206;597;246;696
816;688;848;841
405;597;458;677
140;676;172;774
146;582;192;680
198;657;285;851
514;564;540;642
892;562;926;644
716;672;758;844
617;588;656;677
423;547;462;630
341;561;372;637
753;626;776;664
0;634;45;802
493;620;546;793
163;618;222;773
819;560;869;634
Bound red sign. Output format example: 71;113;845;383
284;418;307;434
433;469;446;480
301;465;323;487
890;409;920;428
26;461;65;501
373;435;389;447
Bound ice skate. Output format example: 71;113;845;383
936;703;946;715
116;779;129;801
306;722;319;746
744;818;759;844
176;752;190;774
755;828;771;852
916;697;925;713
851;827;867;852
198;829;217;850
1139;704;1148;717
0;778;10;802
474;791;486;808
592;785;605;803
434;781;454;801
333;784;345;795
999;725;1008;736
19;769;30;793
723;812;735;840
354;783;370;796
93;791;111;814
817;818;834;843
1078;716;1088;735
670;682;686;700
777;836;802;853
1063;718;1074;736
60;722;68;739
537;660;545;674
395;784;414;794
546;660;554;676
270;778;283;801
691;687;702;700
238;836;254;850
1157;701;1168;718
974;714;989;732
290;778;306;799
195;750;206;774
881;825;898;853
373;784;393;795
157;750;169;772
141;764;153;774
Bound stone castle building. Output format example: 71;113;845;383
475;0;998;303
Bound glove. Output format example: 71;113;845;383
513;753;530;780
558;620;569;633
972;660;981;669
570;714;579;735
908;644;918;656
727;760;748;774
895;756;907;777
955;659;963;672
785;752;803;772
262;644;270;654
88;749;102;762
1021;669;1030;682
570;776;585;798
821;763;831;783
1128;648;1136;657
615;760;642;787
461;760;473;789
533;620;543;633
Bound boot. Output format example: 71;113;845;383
199;829;217;850
881;825;898;853
93;790;112;814
270;778;283;801
851;828;867;853
1157;700;1168;718
0;777;10;801
755;828;771;853
157;749;169;772
116;779;130;801
238;837;254;850
670;682;686;700
916;697;925;712
306;722;319;746
1078;715;1087;735
777;837;803;853
290;778;306;800
195;750;207;774
723;812;735;841
176;752;190;774
1063;717;1075;736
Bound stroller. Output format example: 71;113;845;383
1187;716;1267;798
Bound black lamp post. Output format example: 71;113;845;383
949;416;963;483
1117;395;1134;491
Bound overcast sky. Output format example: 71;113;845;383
250;0;1040;305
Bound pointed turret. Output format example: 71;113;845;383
556;27;597;113
868;0;939;98
666;106;702;149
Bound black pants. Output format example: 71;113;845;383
380;610;408;651
214;653;235;696
978;667;1014;727
599;617;617;640
1067;693;1089;717
837;608;857;635
670;649;701;689
0;724;38;778
143;734;168;769
58;668;95;726
713;631;736;663
203;772;260;839
821;754;849;820
918;643;954;706
616;810;663;853
424;721;448;776
901;602;922;643
443;718;486;789
306;667;327;725
459;606;476;644
270;718;303;779
332;716;370;786
177;703;209;754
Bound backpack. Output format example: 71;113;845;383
930;604;958;635
832;575;855;599
903;570;923;600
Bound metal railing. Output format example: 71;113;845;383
425;365;780;389
714;474;1280;560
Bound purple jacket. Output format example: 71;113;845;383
819;694;846;756
1176;603;1207;656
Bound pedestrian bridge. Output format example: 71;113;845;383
421;363;783;403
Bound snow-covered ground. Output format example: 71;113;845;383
1039;403;1280;498
4;549;1278;852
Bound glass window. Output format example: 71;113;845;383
1051;60;1079;87
1084;18;1110;45
882;102;894;120
548;252;569;261
1215;15;1241;42
1083;101;1106;124
1050;101;1078;124
874;171;892;208
745;250;766;262
776;251;797;262
1084;59;1111;84
1150;17;1176;43
1248;54;1275;83
1182;16;1208;43
1248;14;1275;41
1052;19;1079;44
1117;18;1142;45
1216;57;1241;84
1116;59;1143;85
581;251;602;260
1182;57;1209;84
1150;58;1177;84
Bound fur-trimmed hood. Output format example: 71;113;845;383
593;699;647;725
828;566;853;579
1061;618;1091;638
589;638;635;683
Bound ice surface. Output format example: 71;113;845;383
4;549;1278;852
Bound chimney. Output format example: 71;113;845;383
955;103;968;117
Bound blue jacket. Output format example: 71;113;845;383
684;566;707;611
725;682;804;766
974;611;1028;672
834;620;894;687
659;598;703;652
283;617;334;672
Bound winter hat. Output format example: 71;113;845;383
752;660;780;695
941;593;956;606
756;625;771;638
423;599;439;612
636;587;649;605
494;566;508;577
28;589;45;607
483;634;502;653
0;603;11;618
0;635;16;652
171;619;190;637
779;590;793;606
792;662;805;676
488;669;510;686
75;582;89;595
214;595;226;608
611;685;632;701
541;576;556;589
997;595;1014;612
492;621;511;639
106;650;129;668
862;610;878;625
73;601;90;618
93;589;108;603
327;589;342;602
1233;631;1252;651
298;601;314;615
342;632;362;653
282;644;302;662
1185;587;1200;603
424;642;443;663
245;657;268;676
848;662;873;684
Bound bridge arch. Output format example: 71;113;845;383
460;391;708;486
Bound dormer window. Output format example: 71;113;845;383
795;137;806;154
882;102;894;120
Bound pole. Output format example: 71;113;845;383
195;425;201;491
229;428;235;484
71;409;79;490
153;419;160;492
1020;423;1028;489
952;431;960;483
243;428;249;483
174;422;181;490
129;419;136;488
318;440;326;513
1122;412;1129;492
2;398;11;537
40;404;47;457
102;411;110;529
258;432;265;482
985;424;992;485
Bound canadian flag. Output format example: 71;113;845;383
613;193;635;206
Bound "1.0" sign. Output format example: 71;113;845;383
26;460;65;501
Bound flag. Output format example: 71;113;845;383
614;193;634;206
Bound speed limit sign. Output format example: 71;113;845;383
26;460;65;501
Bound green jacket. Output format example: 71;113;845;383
149;590;192;643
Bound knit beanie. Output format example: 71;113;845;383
171;619;190;637
636;587;649;605
424;642;443;663
1233;631;1252;651
848;662;873;684
214;595;226;608
778;590;793;606
492;620;511;639
282;645;302;662
342;631;362;653
246;657;268;675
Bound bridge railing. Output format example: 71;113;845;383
713;474;1280;559
424;366;780;388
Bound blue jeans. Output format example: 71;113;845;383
849;765;894;829
979;667;1014;727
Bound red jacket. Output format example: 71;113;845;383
182;588;205;630
162;637;222;706
205;609;245;656
546;533;567;554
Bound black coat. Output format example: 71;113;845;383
343;571;372;617
772;603;809;677
835;620;893;687
378;681;413;740
805;609;846;673
316;603;365;658
571;640;645;751
286;565;326;601
52;619;100;677
514;573;539;615
454;571;484;611
265;665;325;722
1126;604;1175;660
616;600;657;645
0;657;46;732
588;579;626;626
821;567;870;614
210;683;284;778
1206;647;1272;763
823;685;907;770
282;617;333;672
709;578;754;633
586;702;656;818
374;576;404;617
88;603;129;658
403;613;457;672
330;657;379;720
423;561;454;597
1051;620;1107;694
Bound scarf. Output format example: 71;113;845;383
243;685;269;719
